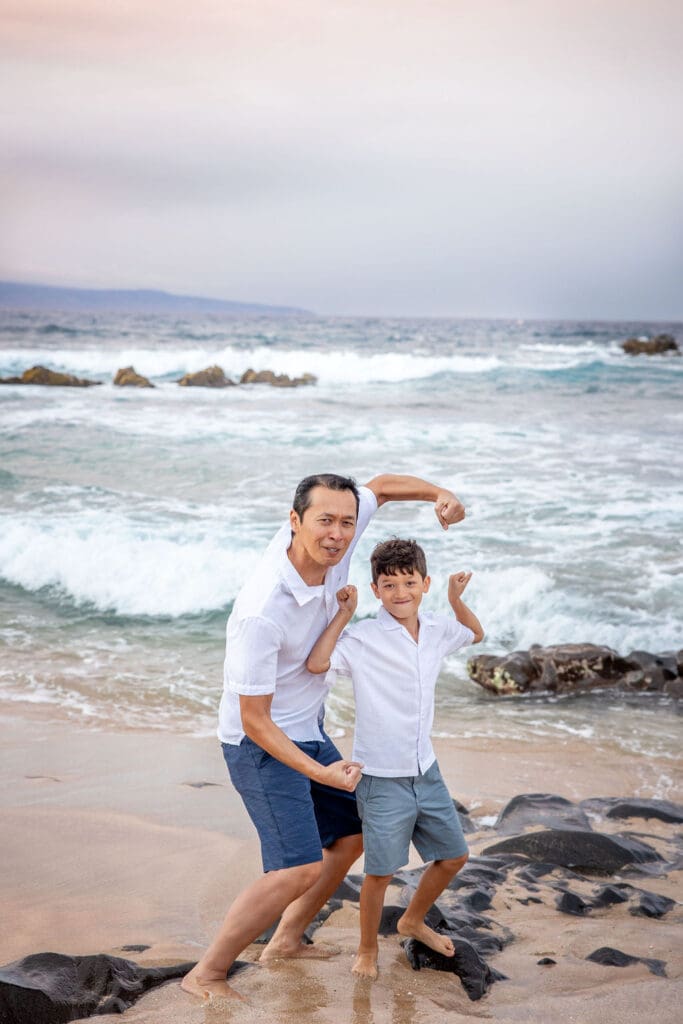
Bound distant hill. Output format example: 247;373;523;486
0;281;310;316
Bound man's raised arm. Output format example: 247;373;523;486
364;474;465;530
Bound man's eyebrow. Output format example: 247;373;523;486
316;510;357;519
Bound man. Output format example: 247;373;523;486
182;473;465;1000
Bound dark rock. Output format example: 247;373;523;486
517;897;544;905
113;366;154;388
494;793;591;833
0;952;199;1024
483;829;661;874
0;366;101;387
460;888;494;912
537;957;556;966
621;334;679;356
402;936;506;1001
118;945;151;953
555;890;591;915
586;946;667;977
630;891;676;918
590;884;631;908
452;797;476;834
177;365;235;387
468;644;682;697
582;797;683;824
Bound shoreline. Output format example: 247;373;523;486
2;712;681;1022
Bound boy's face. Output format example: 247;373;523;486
371;568;431;621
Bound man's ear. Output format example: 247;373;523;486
370;582;380;600
423;575;431;593
289;509;300;534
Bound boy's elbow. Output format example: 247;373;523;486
472;628;485;644
306;657;329;675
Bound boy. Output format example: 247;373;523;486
306;537;483;979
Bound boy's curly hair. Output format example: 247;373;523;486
370;538;428;584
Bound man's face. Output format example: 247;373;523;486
289;486;358;571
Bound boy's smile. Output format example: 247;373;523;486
372;568;431;636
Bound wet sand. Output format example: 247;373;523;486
1;712;681;1023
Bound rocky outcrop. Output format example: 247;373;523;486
113;366;154;388
0;366;100;387
621;333;679;355
240;368;317;387
177;365;235;387
467;644;682;697
0;953;197;1023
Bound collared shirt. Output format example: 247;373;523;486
330;606;474;777
218;486;378;745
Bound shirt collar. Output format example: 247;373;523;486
377;606;435;636
279;548;325;606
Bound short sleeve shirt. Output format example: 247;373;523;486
330;606;474;776
217;485;378;744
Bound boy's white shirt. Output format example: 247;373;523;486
331;606;474;776
218;485;378;745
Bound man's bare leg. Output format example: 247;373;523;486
396;854;468;956
351;872;393;979
181;859;321;1000
260;832;363;961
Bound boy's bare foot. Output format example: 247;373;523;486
180;965;245;1001
396;915;455;958
259;940;341;962
351;951;378;979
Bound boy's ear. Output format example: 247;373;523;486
423;575;431;593
370;582;380;600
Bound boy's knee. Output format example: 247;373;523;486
439;853;469;875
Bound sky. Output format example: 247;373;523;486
2;0;682;318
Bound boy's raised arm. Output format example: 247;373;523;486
364;474;465;530
448;572;484;643
307;585;357;674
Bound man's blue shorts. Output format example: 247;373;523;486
222;733;362;873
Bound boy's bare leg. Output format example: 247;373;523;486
181;859;321;1000
396;854;468;957
261;832;363;961
352;873;393;979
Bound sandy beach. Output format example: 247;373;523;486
1;710;681;1024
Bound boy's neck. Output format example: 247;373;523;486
385;608;420;642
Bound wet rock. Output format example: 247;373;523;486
483;829;661;874
537;957;556;966
621;334;679;356
177;365;235;387
494;793;591;833
555;890;591;915
0;366;101;387
0;952;198;1024
240;368;317;387
468;644;682;696
581;797;683;824
113;366;154;388
403;936;506;1000
586;946;666;977
452;797;476;834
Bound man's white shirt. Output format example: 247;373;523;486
330;606;474;777
218;486;378;745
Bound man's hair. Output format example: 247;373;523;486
370;538;428;584
292;474;360;520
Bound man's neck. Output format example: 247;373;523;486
287;540;326;587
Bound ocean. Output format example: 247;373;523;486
0;311;681;783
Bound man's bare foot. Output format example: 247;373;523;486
180;965;244;1001
396;915;455;957
259;941;342;962
351;951;378;979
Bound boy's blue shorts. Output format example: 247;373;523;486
222;733;362;873
355;760;468;876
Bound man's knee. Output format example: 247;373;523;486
286;860;323;896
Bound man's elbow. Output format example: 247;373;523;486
363;474;391;506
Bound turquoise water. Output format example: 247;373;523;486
0;312;681;763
